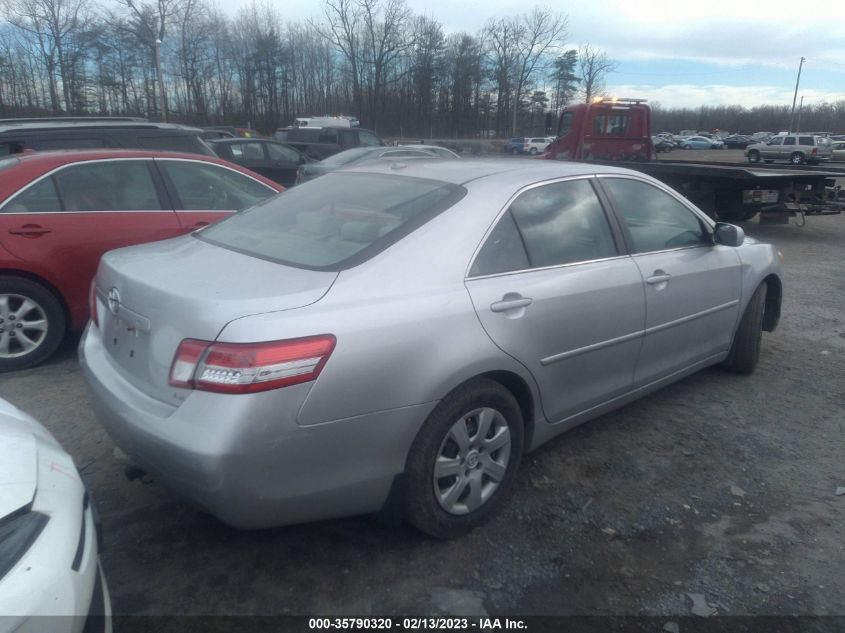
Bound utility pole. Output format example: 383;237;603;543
788;56;805;133
796;96;804;134
155;39;167;122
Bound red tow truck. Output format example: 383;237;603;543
544;98;844;224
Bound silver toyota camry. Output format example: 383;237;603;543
80;160;783;538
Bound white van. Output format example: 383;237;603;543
293;116;359;128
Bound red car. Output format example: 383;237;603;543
0;149;283;371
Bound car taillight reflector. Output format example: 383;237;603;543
88;281;99;328
168;335;336;394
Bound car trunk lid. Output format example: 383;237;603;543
94;234;338;406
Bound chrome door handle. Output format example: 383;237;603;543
491;296;533;312
647;273;671;284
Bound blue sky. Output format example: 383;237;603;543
225;0;845;108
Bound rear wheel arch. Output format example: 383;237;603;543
476;370;537;449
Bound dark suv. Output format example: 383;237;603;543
503;137;525;154
0;117;214;156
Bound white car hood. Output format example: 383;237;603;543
0;402;43;520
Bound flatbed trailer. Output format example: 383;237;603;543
606;159;845;223
545;99;845;224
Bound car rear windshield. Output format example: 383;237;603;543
321;147;376;166
197;172;466;270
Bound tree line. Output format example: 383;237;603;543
2;0;844;137
652;103;845;136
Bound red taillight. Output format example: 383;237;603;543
88;281;99;328
811;147;818;156
168;335;336;394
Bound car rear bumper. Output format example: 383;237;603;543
79;323;434;529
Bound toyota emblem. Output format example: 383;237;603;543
107;287;121;316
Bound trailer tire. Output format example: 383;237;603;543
747;150;760;163
722;283;766;374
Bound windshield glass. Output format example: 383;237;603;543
198;172;465;270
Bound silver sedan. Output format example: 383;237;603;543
80;160;783;538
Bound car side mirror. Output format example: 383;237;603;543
714;222;745;247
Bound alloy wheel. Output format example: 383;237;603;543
0;293;49;359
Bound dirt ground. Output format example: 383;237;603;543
1;196;843;625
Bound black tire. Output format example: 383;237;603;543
682;144;691;150
529;147;538;155
747;150;760;163
790;152;804;165
0;276;66;372
404;378;524;538
722;283;766;374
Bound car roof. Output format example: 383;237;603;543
0;119;203;133
0;149;283;200
208;138;284;144
342;158;644;186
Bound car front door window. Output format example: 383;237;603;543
600;177;707;253
159;161;274;211
357;131;382;147
266;143;300;162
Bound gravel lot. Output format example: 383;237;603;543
1;177;843;624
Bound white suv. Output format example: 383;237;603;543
523;137;552;155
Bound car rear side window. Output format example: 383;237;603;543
198;172;465;270
798;136;814;145
53;161;163;211
506;179;617;268
1;176;61;213
602;178;708;254
469;211;529;277
229;142;264;159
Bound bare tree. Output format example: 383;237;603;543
360;0;412;131
509;6;566;135
311;0;364;119
2;0;92;112
114;0;184;118
578;43;616;103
